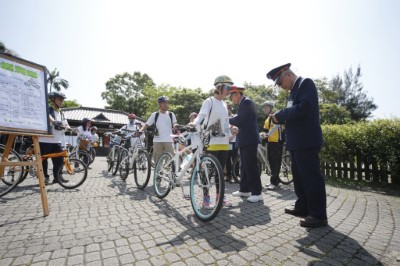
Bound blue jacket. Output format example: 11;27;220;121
229;97;260;148
275;77;323;151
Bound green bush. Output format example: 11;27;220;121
321;119;400;184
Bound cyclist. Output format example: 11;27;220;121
90;126;99;147
39;91;71;184
119;114;142;149
261;101;284;190
191;75;233;207
141;96;177;164
76;118;93;151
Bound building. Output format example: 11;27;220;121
62;106;145;156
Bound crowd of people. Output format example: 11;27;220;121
38;63;327;228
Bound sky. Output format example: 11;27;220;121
1;0;400;119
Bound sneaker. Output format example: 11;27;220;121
202;196;214;209
216;194;232;207
267;184;277;190
232;191;251;197
247;194;264;203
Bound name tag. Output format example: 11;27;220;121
287;100;293;107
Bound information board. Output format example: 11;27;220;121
0;53;50;135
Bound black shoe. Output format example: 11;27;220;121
284;207;308;218
44;178;50;185
52;179;59;184
300;216;328;228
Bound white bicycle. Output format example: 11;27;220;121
118;129;151;189
153;125;224;222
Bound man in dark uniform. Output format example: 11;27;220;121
267;63;328;227
228;86;262;203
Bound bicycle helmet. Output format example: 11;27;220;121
48;91;66;100
90;126;98;131
158;96;169;103
82;118;92;124
262;101;274;108
128;113;136;119
214;75;233;86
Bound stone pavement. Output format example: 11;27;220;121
1;157;399;266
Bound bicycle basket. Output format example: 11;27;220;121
78;135;90;150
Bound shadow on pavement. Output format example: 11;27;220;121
150;193;271;253
297;225;382;265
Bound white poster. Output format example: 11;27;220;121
0;54;49;134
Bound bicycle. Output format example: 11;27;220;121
232;138;293;185
153;125;225;222
1;144;88;197
105;131;128;176
118;129;151;189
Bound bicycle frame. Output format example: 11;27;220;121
161;129;212;197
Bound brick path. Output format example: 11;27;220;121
1;157;399;265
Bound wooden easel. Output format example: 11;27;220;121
0;133;49;216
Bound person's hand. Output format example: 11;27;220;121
260;132;267;139
231;126;238;135
270;113;279;124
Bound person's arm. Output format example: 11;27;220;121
274;78;318;124
193;99;212;126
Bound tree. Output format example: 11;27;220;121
63;99;80;108
47;68;69;92
101;72;155;116
329;66;377;121
319;104;351;125
168;88;208;124
0;41;19;56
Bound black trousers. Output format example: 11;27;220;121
267;141;283;185
291;149;327;219
39;142;63;181
239;144;262;195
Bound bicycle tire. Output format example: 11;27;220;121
107;149;114;172
134;150;151;190
119;149;129;180
279;154;293;185
112;147;123;176
153;152;173;198
0;145;25;197
69;151;91;167
232;155;262;183
58;158;88;189
190;153;225;222
89;147;96;163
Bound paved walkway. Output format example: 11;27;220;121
1;157;399;266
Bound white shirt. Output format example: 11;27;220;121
39;110;68;144
194;96;230;145
146;111;177;142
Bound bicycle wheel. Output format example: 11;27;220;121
89;147;96;163
153;152;173;198
119;149;129;180
112;147;124;176
58;158;88;189
69;150;91;167
134;150;151;189
107;149;114;172
0;145;25;197
279;154;293;185
190;153;225;222
232;155;262;183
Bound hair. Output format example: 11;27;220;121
213;85;225;95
